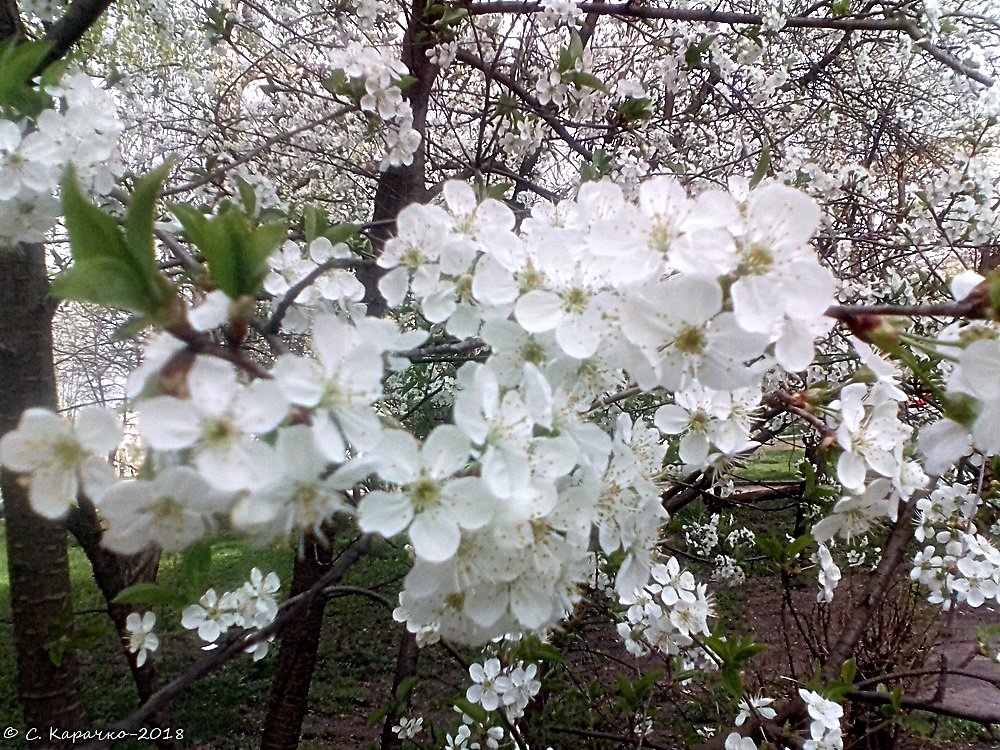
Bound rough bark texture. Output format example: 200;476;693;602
0;243;87;743
260;540;335;750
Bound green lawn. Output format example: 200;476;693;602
738;447;804;483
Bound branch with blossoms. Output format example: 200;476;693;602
460;1;996;86
8;126;1000;750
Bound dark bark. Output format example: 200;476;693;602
378;631;420;750
37;0;115;73
0;243;87;745
259;540;335;750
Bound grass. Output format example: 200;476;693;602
0;524;422;747
738;447;804;483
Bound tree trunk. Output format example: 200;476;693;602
0;243;87;744
260;540;334;750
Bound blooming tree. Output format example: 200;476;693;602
3;0;1000;748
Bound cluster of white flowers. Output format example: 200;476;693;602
538;0;584;28
2;175;848;647
655;385;760;469
327;42;421;170
798;689;844;750
465;658;541;720
616;557;716;665
0;72;122;243
391;715;423;739
922;340;1000;473
180;568;281;660
378;178;831;464
712;554;746;586
831;381;914;494
0;406;121;519
534;69;568;106
815;543;842;603
426;41;458;69
684;514;721;557
264;237;366;332
445;709;505;750
499;117;546;160
909;482;1000;609
815;359;929;548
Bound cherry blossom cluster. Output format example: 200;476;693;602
799;689;845;750
391;715;423;740
615;557;716;668
444;713;506;750
538;0;583;29
909;482;1000;609
465;657;542;721
831;381;914;493
1;175;845;647
655;385;760;470
264;237;366;332
327;41;421;170
0;72;122;243
181;568;281;661
815;543;842;603
814;361;929;549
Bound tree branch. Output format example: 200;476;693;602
38;0;115;73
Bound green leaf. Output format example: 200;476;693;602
57;167;172;316
0;40;55;117
396;74;418;91
841;658;857;685
62;168;132;264
113;582;188;608
568;30;583;61
513;636;565;665
395;676;419;700
303;203;327;243
235;176;257;216
51;258;161;313
112;315;154;342
756;535;785;563
321;70;353;97
124;161;172;282
365;704;393;728
564;70;607;92
750;142;771;188
787;533;813;560
557;31;584;74
172;204;287;298
324;222;359;246
721;666;743;699
617;97;653;124
452;698;488;724
580;149;613;183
